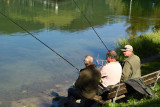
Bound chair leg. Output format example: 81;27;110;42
112;85;120;103
153;72;160;88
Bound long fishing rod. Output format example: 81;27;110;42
0;11;80;71
72;0;109;51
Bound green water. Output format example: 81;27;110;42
0;0;160;105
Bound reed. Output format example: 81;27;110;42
115;30;160;61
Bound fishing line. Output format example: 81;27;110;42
72;0;109;51
0;11;80;71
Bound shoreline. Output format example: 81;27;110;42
1;54;160;107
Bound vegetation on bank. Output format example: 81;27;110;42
103;31;160;107
52;58;160;107
103;57;160;107
115;30;160;61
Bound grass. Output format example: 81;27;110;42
141;57;160;76
102;30;160;107
102;57;160;107
115;30;160;61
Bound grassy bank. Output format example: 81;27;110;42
103;57;160;107
103;31;160;107
115;30;160;75
115;30;160;61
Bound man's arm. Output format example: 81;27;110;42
101;66;107;78
121;61;132;81
75;70;89;89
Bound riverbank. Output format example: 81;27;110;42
11;55;160;107
109;57;160;107
104;30;160;107
51;55;160;107
53;31;160;106
4;30;160;107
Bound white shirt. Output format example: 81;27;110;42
100;62;122;87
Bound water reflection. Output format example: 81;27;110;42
0;0;160;105
1;0;160;35
128;0;132;20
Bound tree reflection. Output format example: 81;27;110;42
0;0;160;36
124;0;160;36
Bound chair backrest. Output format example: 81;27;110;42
141;70;160;86
107;83;127;99
106;70;160;100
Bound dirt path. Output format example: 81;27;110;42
141;53;160;64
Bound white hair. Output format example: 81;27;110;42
84;56;93;64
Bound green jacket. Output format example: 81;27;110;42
121;54;141;81
75;64;101;99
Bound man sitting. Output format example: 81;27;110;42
120;45;141;81
100;50;122;88
67;56;101;106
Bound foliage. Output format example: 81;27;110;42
103;54;160;107
141;57;160;75
115;30;160;61
105;33;160;107
1;0;160;35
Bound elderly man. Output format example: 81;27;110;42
100;50;122;87
120;45;141;81
74;56;101;99
67;55;101;105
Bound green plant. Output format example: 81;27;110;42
103;57;160;107
115;30;160;61
23;105;35;107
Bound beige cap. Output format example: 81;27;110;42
121;45;133;51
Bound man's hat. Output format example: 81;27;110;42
121;45;133;51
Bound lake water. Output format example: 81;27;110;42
0;0;160;105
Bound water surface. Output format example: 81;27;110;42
0;0;160;105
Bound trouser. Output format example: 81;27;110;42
97;83;112;100
67;88;96;107
68;88;85;100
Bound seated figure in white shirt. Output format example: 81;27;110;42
100;50;122;87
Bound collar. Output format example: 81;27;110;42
124;53;134;61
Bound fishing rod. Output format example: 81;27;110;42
0;11;80;72
72;0;109;51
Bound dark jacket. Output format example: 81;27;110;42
121;54;141;81
75;64;101;99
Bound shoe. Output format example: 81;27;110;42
76;99;81;103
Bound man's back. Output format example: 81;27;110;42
75;64;101;99
121;54;141;81
101;62;122;87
